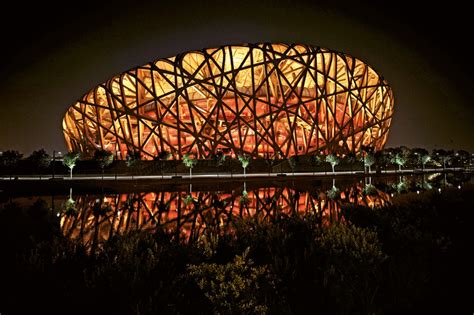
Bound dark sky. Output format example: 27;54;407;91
1;0;473;155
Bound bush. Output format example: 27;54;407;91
185;247;279;314
317;224;386;314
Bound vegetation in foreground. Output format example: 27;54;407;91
0;186;472;314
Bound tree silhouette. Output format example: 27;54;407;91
288;155;299;176
126;150;141;180
310;152;324;175
264;152;277;176
432;149;453;169
212;151;226;178
27;149;51;179
94;149;114;179
1;150;23;179
154;150;171;179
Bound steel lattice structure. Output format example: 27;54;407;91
62;43;394;159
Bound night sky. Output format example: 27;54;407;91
1;0;473;155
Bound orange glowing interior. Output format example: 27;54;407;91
63;43;394;159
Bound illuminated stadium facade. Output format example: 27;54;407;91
62;43;394;159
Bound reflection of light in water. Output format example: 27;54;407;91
60;185;391;249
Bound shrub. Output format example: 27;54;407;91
317;224;386;313
185;247;279;315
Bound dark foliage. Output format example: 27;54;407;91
0;186;472;314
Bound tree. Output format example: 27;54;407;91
363;183;377;196
327;184;340;200
1;150;23;179
63;196;77;217
409;148;429;169
390;152;407;172
212;151;226;178
393;177;408;193
238;153;250;178
345;151;358;172
380;147;397;169
421;154;431;171
325;154;340;174
126;150;141;180
310;152;324;175
288;155;299;176
363;152;375;174
263;152;276;176
432;149;451;169
27;149;51;179
63;152;80;179
183;152;198;179
94;149;114;179
454;150;470;167
154;150;171;179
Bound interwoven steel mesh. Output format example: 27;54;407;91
63;43;394;159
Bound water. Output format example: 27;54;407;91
1;173;471;249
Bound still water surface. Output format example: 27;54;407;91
1;173;471;249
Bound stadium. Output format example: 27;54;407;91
62;43;394;159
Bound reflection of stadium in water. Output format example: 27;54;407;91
60;183;391;249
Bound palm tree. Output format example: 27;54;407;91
238;154;250;178
325;153;340;174
63;152;80;179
